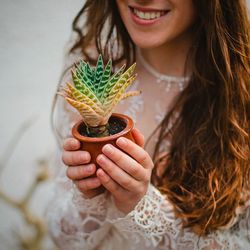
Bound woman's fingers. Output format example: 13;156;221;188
132;128;145;148
63;138;81;151
101;144;149;182
116;138;154;169
74;177;101;192
62;150;91;166
62;138;105;198
96;168;123;197
66;164;96;180
62;138;91;166
96;154;140;191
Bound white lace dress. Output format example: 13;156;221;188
47;53;250;250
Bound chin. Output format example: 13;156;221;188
131;35;166;49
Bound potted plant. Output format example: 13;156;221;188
58;55;141;167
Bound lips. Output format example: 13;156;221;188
130;7;167;20
128;5;169;25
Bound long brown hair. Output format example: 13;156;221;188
68;0;135;65
63;0;250;234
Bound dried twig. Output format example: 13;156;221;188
0;116;57;250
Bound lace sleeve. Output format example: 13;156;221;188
107;184;182;248
46;151;112;250
106;184;250;250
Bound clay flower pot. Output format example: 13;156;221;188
72;113;135;167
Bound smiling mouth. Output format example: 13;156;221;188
129;6;169;20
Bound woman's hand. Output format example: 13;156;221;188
62;138;103;198
96;128;154;214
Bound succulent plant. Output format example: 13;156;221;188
58;54;140;137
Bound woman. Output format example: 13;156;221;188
47;0;250;249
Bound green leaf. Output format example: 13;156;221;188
84;62;95;82
93;54;104;89
66;83;104;115
104;74;137;115
71;71;102;107
96;59;112;98
65;97;103;127
74;60;86;77
75;62;95;92
103;63;136;107
79;59;86;70
100;64;126;103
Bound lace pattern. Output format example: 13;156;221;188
105;184;250;250
47;182;112;249
46;151;112;250
110;185;181;248
71;185;108;216
175;211;250;250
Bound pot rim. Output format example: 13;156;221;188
72;113;134;143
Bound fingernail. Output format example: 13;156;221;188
103;144;114;155
97;169;104;177
81;152;90;162
80;153;87;162
117;137;127;146
71;139;79;147
86;165;93;172
97;154;105;163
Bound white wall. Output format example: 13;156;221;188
0;0;82;249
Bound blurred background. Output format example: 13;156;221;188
0;0;83;249
0;0;249;249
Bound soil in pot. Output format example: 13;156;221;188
78;116;127;137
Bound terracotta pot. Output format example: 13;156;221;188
72;113;135;167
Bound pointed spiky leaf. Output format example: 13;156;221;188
103;63;136;107
71;70;86;90
96;59;112;98
84;62;94;82
66;83;104;115
120;90;141;100
74;60;88;84
65;97;103;127
61;87;74;99
78;60;86;71
75;62;95;92
93;54;104;89
71;72;102;107
100;64;126;102
104;74;137;115
74;60;86;76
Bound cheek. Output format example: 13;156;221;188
166;8;197;38
121;14;197;49
167;0;197;36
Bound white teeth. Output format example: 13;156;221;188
145;12;150;19
138;11;144;19
133;8;165;20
